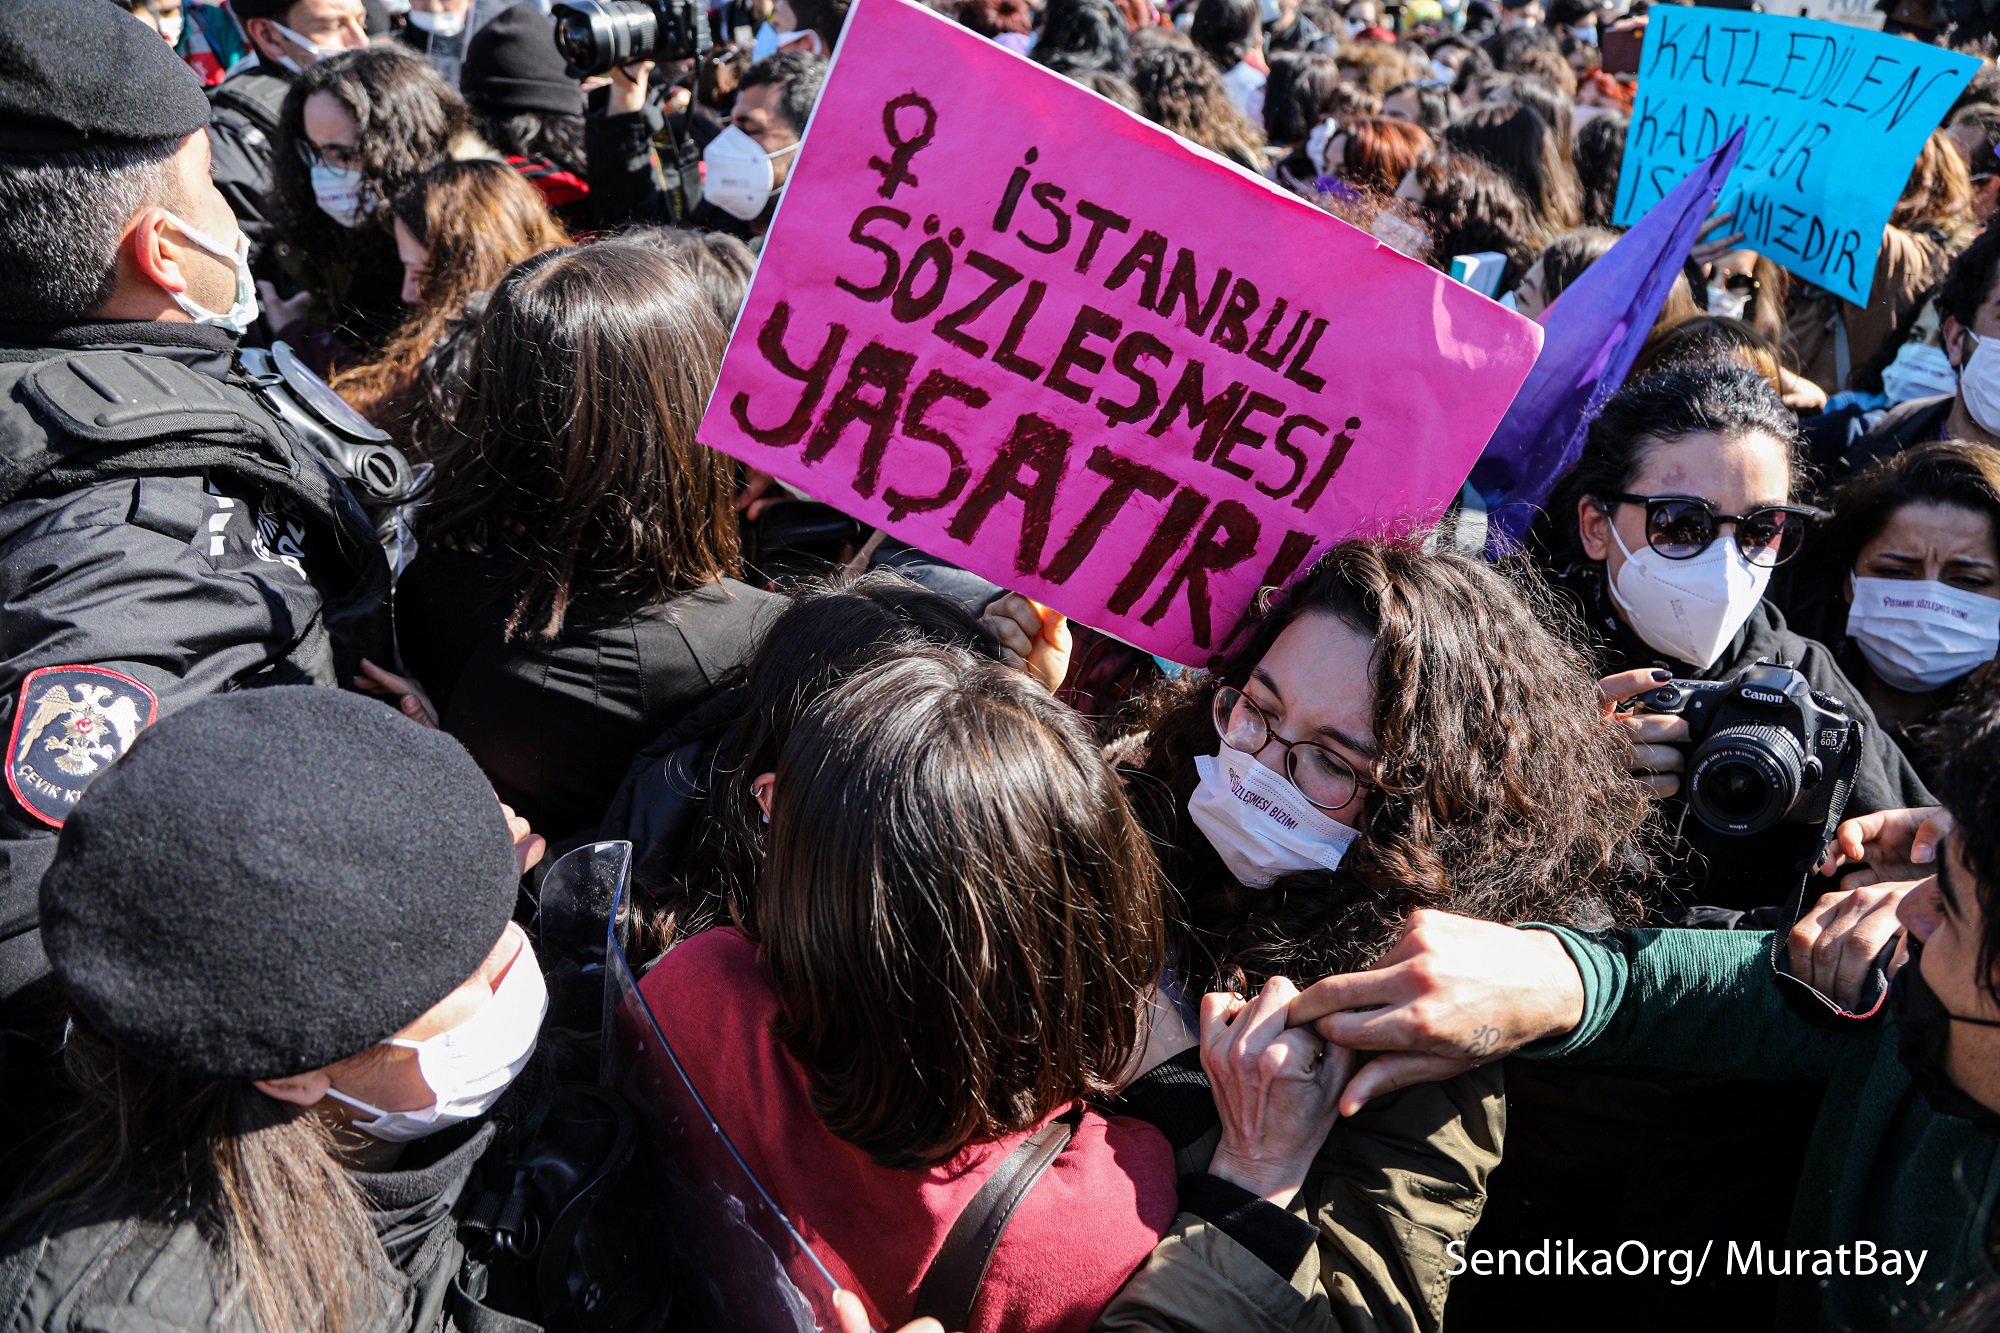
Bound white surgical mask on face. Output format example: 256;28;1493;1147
161;212;260;336
1569;22;1596;42
750;20;815;59
702;124;798;220
311;163;370;227
1603;509;1772;669
159;13;185;45
1848;575;2000;693
325;925;548;1143
1187;743;1360;888
407;4;468;35
266;18;343;71
1880;341;1959;406
1707;284;1749;321
1959;329;2000;436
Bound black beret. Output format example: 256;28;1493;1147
41;687;520;1083
0;0;211;152
463;3;582;117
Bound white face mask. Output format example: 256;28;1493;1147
749;21;816;60
1959;330;2000;435
162;212;260;336
1603;509;1772;669
325;925;548;1143
1568;22;1596;42
1188;744;1360;888
266;18;344;71
159;13;185;45
1880;341;1959;406
1707;285;1749;321
1305;118;1339;175
1848;575;2000;693
702;124;799;221
408;4;468;35
311;163;370;227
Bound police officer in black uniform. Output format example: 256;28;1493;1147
0;0;392;1143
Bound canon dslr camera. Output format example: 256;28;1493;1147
550;0;710;75
1634;660;1861;837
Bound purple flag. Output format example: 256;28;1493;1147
1471;128;1744;552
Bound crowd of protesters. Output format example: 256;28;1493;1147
11;0;2000;1329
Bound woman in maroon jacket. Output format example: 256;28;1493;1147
642;647;1181;1333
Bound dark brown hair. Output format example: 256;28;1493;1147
1628;313;1787;395
1;1024;389;1333
333;159;570;449
758;648;1164;1168
1414;148;1544;288
1127;539;1648;986
416;244;739;638
1133;41;1266;171
273;45;477;253
630;571;1000;959
1443;101;1582;235
1807;441;2000;590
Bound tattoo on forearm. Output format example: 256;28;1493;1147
1465;1025;1501;1059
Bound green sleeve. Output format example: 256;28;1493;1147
1518;926;1846;1083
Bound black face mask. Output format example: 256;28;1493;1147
1892;942;2000;1138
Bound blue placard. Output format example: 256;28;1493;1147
1613;8;1977;306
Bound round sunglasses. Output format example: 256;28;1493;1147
1598;492;1821;567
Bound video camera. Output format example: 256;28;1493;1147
1634;660;1863;838
550;0;711;76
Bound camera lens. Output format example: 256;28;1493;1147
550;0;659;75
1686;722;1805;836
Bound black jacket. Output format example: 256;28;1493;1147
0;1116;506;1332
0;321;392;1014
1548;559;1933;915
207;58;294;280
1818;392;1954;488
395;549;783;844
582;100;736;236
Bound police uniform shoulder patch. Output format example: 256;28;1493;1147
7;665;159;828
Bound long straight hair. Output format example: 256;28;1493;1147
416;244;741;638
758;649;1165;1168
1;1024;389;1333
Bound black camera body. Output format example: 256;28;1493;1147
1635;660;1862;837
551;0;711;76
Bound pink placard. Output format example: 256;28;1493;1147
699;0;1542;665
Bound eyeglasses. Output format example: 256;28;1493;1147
1211;686;1374;813
1717;272;1760;295
1599;493;1820;567
295;139;364;173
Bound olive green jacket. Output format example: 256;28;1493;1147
1095;1068;1504;1333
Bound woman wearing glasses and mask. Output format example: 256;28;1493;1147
1108;538;1651;1330
272;46;490;365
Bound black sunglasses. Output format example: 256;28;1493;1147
1599;493;1821;567
1717;272;1760;295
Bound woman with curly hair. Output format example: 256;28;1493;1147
1132;37;1266;172
333;159;569;456
1118;538;1648;991
1406;148;1545;291
272;44;490;364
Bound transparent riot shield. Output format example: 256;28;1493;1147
545;840;845;1331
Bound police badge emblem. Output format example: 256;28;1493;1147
7;665;158;828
